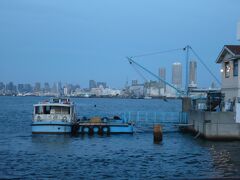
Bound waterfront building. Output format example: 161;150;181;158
51;83;58;94
89;80;97;90
17;84;24;94
132;80;138;86
144;81;160;97
57;82;63;95
34;82;41;93
172;62;182;89
73;84;80;92
97;82;107;88
0;82;5;95
63;86;68;96
23;84;32;93
129;83;144;98
6;82;17;95
216;45;240;110
159;68;166;93
189;60;197;88
44;82;51;93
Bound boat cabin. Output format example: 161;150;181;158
34;105;71;115
34;98;74;115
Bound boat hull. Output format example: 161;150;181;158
32;122;72;134
109;125;134;134
77;124;134;134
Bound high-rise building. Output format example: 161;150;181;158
57;82;62;95
89;80;97;89
159;68;166;92
6;82;17;95
17;84;24;93
172;62;182;89
44;82;50;93
34;82;41;92
189;60;197;87
97;82;107;88
52;83;57;94
23;84;32;93
0;82;5;94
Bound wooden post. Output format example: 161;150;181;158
98;126;103;136
88;126;94;136
153;124;162;143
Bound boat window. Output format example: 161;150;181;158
35;106;44;114
35;106;51;114
61;107;70;114
52;99;59;103
50;106;70;114
45;106;51;114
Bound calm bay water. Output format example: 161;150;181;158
0;96;240;179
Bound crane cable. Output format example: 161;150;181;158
131;48;184;58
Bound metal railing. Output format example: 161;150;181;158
121;111;189;132
77;111;189;132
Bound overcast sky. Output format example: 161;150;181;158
0;0;239;88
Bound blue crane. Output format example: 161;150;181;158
127;57;186;96
127;45;221;97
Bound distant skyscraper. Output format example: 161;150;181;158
159;68;166;92
172;62;182;89
97;82;107;88
34;82;41;92
57;82;62;95
89;80;97;89
44;82;50;93
189;60;197;87
0;82;5;94
52;83;58;94
23;84;32;93
6;82;17;95
17;84;24;93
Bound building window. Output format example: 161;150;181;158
233;60;238;76
225;62;230;78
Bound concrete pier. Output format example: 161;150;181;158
185;111;240;140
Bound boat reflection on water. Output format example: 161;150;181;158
31;134;72;148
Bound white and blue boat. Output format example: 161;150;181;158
32;98;76;134
32;98;134;134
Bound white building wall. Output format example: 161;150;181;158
221;57;240;111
